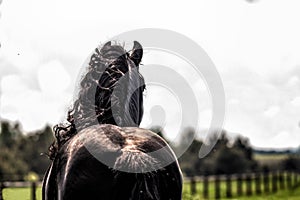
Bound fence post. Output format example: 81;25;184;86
287;171;292;189
237;174;243;196
215;176;221;199
0;182;5;200
31;182;36;200
298;173;300;186
190;177;196;196
226;175;232;198
203;175;209;199
271;172;278;193
263;172;269;194
279;171;284;190
246;174;252;196
255;173;262;195
293;172;297;188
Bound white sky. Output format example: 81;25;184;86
1;0;300;148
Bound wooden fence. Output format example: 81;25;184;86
1;171;299;200
0;181;42;200
186;171;300;199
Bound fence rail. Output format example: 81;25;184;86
185;171;300;199
0;181;42;200
1;171;300;200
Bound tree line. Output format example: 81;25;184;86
172;128;300;177
0;120;52;181
0;120;299;181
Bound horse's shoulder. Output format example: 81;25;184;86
61;124;176;173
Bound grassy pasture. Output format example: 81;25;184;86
3;187;42;200
253;152;290;171
253;153;289;161
183;180;300;199
3;181;300;200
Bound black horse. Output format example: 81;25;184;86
42;41;182;200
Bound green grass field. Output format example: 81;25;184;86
3;187;42;200
182;188;300;200
253;153;289;161
253;153;289;167
3;184;300;200
182;179;300;200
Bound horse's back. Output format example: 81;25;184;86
45;124;182;200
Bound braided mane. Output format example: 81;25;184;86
49;41;145;160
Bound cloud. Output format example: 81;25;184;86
0;60;72;132
264;106;280;118
1;0;300;148
0;59;18;78
291;97;300;107
270;131;300;148
221;64;300;148
287;76;299;87
140;84;182;141
37;60;71;95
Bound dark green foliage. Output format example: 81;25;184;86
0;121;21;148
0;120;53;181
177;129;258;176
0;148;28;181
0;119;298;181
178;133;203;176
283;155;300;172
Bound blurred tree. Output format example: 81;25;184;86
0;148;29;181
214;147;249;174
211;131;229;150
283;155;300;172
178;128;206;176
0;119;293;180
178;130;258;176
178;139;203;176
0;121;14;148
17;125;53;175
233;136;253;160
0;120;54;180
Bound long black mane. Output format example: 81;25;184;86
49;41;145;160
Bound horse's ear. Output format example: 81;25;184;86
130;41;143;66
100;41;112;54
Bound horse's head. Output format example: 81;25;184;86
72;41;145;131
50;41;145;160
